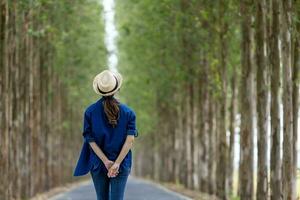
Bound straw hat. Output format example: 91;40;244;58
92;70;123;96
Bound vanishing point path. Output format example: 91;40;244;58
49;177;191;200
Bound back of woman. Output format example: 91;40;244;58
73;70;138;200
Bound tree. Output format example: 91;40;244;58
292;0;300;195
281;0;295;199
269;0;282;199
216;0;229;199
239;0;254;199
116;0;298;199
0;1;106;199
255;0;269;199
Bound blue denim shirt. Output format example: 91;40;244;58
73;97;138;176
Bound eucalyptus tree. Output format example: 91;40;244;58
269;0;282;199
117;0;299;199
238;0;255;199
281;0;294;198
255;0;269;199
0;0;105;199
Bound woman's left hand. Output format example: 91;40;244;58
107;162;120;178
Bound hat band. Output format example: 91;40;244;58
97;75;119;94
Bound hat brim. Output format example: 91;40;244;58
93;71;123;96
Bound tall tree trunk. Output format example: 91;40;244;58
292;1;300;195
207;95;217;195
255;0;269;199
227;66;237;194
174;90;183;184
0;0;7;198
270;0;282;199
216;1;228;199
185;86;193;188
180;0;194;189
192;79;199;190
281;0;295;199
239;0;254;199
199;61;210;193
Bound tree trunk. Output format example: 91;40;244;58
255;0;269;199
239;0;254;199
174;91;183;184
185;86;193;188
192;79;199;190
199;61;210;193
208;99;218;195
0;0;7;198
216;1;228;199
270;0;282;199
227;65;237;194
292;1;300;195
281;0;295;199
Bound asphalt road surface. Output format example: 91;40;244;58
50;177;191;200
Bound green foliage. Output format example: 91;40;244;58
117;0;241;140
49;0;106;108
16;0;106;111
0;1;107;198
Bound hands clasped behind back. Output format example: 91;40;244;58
104;159;120;178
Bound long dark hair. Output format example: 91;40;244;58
102;95;120;128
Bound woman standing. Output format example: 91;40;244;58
73;69;138;200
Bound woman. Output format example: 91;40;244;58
73;69;138;200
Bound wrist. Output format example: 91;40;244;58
114;160;121;165
102;157;109;163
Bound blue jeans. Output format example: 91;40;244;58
90;167;130;200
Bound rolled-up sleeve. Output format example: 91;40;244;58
126;110;138;137
82;110;95;143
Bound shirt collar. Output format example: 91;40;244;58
98;96;105;103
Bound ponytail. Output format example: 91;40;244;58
102;95;120;128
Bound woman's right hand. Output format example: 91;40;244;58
107;162;120;178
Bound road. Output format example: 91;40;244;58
50;177;192;200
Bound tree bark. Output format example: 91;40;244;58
192;78;200;190
255;0;269;199
239;0;254;199
281;0;295;199
208;99;218;195
185;86;193;188
292;1;300;196
227;65;237;194
216;1;228;199
0;0;7;198
270;0;282;199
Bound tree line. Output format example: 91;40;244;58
1;0;300;199
0;0;106;199
117;0;300;200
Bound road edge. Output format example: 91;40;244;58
30;177;91;200
129;176;193;200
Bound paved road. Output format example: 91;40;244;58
50;177;191;200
